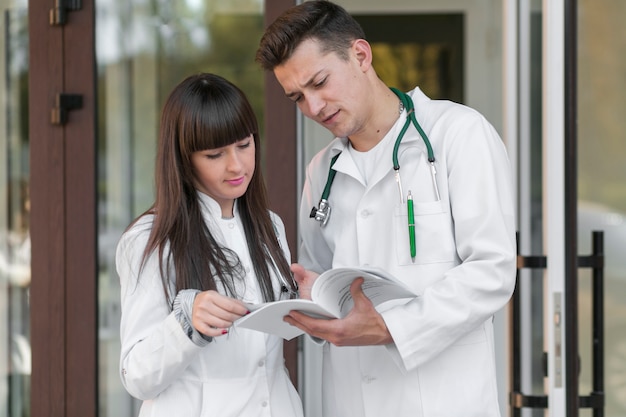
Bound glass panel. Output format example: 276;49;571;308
577;1;626;416
527;5;544;413
0;1;30;416
354;14;464;103
95;1;265;416
517;2;545;416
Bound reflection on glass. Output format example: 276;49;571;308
524;9;545;417
354;14;463;103
578;2;626;415
371;43;455;101
96;1;265;416
1;1;30;416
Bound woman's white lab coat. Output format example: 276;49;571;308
116;194;303;417
298;87;517;417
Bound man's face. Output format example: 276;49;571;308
273;38;369;139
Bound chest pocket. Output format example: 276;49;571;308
393;199;457;265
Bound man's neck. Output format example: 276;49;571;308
348;85;404;152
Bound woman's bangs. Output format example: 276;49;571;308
189;97;256;152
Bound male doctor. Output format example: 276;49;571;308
256;1;517;416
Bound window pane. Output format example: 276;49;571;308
0;1;30;416
577;1;626;415
355;14;464;102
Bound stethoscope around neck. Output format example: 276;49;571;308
310;87;441;226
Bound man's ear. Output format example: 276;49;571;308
352;39;373;72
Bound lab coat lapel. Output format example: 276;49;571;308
327;109;430;191
328;142;366;187
331;146;390;189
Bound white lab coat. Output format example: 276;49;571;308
299;87;517;417
116;193;303;417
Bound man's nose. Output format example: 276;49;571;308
304;93;326;117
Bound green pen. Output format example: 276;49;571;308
407;191;416;259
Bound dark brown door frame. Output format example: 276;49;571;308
29;0;97;415
262;0;299;387
564;0;579;414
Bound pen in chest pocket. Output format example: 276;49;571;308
407;190;416;260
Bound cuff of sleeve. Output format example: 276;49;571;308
380;301;417;372
173;289;213;346
306;335;326;345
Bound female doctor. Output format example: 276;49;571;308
115;73;303;417
256;1;517;416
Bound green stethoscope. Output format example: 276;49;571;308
310;87;441;227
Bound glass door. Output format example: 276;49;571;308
512;1;625;416
507;1;545;416
577;1;626;415
512;0;584;415
0;1;30;416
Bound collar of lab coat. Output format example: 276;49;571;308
326;88;430;187
196;190;240;221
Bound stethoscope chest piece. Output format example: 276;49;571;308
310;198;331;226
310;152;340;227
310;88;438;229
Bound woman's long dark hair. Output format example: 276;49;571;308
138;73;295;306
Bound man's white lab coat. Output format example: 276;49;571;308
298;87;517;417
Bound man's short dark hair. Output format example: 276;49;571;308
256;0;366;70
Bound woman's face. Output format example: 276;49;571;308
191;135;255;217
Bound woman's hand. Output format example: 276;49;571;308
191;290;248;337
290;263;320;300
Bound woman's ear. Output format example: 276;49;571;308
352;39;373;72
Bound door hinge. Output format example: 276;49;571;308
51;93;83;125
50;0;81;26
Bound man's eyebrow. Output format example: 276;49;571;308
284;71;323;99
